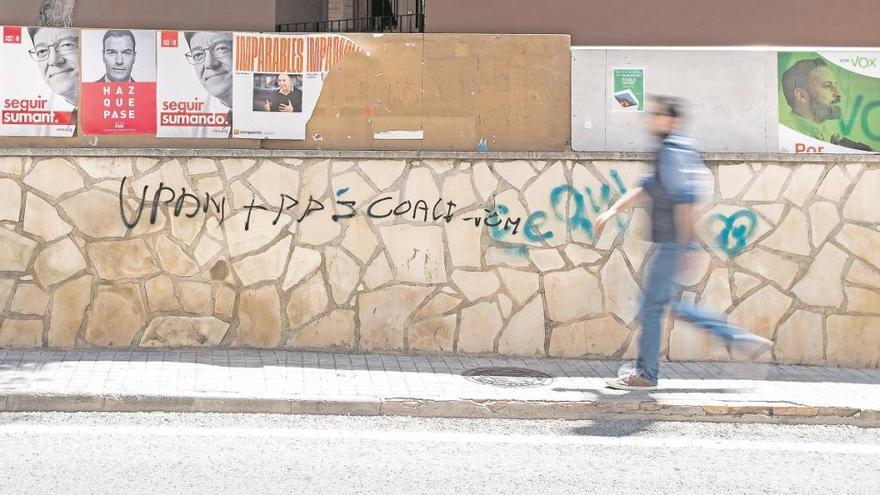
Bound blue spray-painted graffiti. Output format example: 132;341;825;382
710;209;757;257
486;169;629;254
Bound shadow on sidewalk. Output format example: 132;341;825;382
569;419;655;437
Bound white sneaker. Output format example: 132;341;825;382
606;366;658;391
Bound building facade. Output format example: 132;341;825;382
3;1;877;46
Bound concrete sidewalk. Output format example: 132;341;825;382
1;349;878;426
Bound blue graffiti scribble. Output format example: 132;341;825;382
488;204;511;240
711;210;757;257
487;204;534;257
550;185;594;239
335;187;350;196
477;138;489;152
586;174;627;229
523;211;553;242
486;169;630;256
609;169;627;196
504;245;530;257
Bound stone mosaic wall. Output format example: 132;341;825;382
0;154;878;368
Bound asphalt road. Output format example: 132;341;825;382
1;412;878;494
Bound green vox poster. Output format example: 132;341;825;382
612;68;645;112
778;51;880;153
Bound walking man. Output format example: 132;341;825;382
597;96;772;391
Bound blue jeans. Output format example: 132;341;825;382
636;243;746;382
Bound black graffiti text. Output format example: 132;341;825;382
119;177;227;228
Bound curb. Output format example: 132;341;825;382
3;393;878;427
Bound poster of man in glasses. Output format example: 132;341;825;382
156;30;233;138
0;26;79;137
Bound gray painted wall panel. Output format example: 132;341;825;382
570;50;607;152
572;49;778;152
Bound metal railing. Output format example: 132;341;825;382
277;13;423;33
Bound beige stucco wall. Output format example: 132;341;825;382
0;150;878;368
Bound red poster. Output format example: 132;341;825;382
80;29;156;134
81;82;156;134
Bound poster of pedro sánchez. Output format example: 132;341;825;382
80;28;157;135
0;26;78;137
779;51;879;153
156;30;233;138
231;33;366;140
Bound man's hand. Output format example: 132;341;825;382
279;101;294;112
263;99;271;111
594;208;617;237
594;186;646;237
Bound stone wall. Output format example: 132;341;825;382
0;151;878;368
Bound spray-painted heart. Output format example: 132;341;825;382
709;209;758;257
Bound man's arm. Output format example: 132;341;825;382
594;186;647;235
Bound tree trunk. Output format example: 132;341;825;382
37;0;75;27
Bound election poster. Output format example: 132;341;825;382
232;33;367;139
80;29;156;134
156;30;233;138
779;51;879;153
0;26;78;137
612;68;645;112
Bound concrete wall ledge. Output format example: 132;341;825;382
2;148;880;163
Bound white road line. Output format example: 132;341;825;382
1;424;878;455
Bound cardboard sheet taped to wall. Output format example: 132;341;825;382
248;33;572;151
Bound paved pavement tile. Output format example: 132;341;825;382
0;350;878;422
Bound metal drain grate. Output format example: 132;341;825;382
461;367;553;388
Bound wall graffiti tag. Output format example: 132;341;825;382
119;177;228;228
487;169;629;253
709;209;758;257
116;169;631;251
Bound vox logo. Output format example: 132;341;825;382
849;56;877;69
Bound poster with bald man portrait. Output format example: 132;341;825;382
231;32;367;140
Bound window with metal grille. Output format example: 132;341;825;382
277;0;424;34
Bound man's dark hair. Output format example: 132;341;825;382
653;95;685;119
102;29;136;51
782;58;826;108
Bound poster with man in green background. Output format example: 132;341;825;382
778;51;879;153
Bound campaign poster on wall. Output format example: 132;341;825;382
156;30;233;138
612;68;645;112
80;29;156;134
779;51;879;153
232;33;366;139
0;26;78;136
